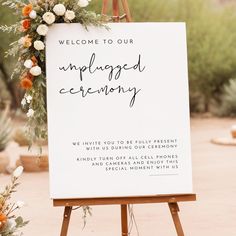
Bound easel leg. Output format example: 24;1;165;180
121;0;132;22
121;204;128;236
168;202;184;236
60;206;72;236
113;0;120;21
101;0;109;16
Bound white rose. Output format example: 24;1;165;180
43;12;55;24
77;0;89;7
18;37;25;45
13;166;24;178
24;59;33;68
65;10;75;21
34;40;45;50
53;4;66;16
7;219;15;229
27;108;34;117
36;24;48;36
30;66;42;76
16;201;25;208
29;10;37;19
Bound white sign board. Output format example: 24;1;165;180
46;23;192;199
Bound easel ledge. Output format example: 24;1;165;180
53;193;196;206
55;194;196;236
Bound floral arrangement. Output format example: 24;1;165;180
0;0;105;144
0;166;28;235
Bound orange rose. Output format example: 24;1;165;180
22;19;31;30
23;35;32;48
20;78;33;90
0;213;7;222
0;213;7;230
22;4;33;16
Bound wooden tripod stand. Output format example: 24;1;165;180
56;194;196;236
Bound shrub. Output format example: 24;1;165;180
216;78;236;116
0;109;12;151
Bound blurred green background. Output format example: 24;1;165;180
1;0;236;115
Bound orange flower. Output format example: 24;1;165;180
22;4;33;16
21;72;34;80
23;35;32;48
20;78;33;90
31;56;38;66
22;19;31;30
0;213;7;230
0;213;6;222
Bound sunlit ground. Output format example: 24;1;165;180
0;117;236;236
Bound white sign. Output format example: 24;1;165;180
46;23;192;199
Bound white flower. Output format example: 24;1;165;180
25;95;32;103
29;10;37;19
34;40;45;51
22;94;32;106
13;166;24;178
21;98;27;107
18;37;25;45
27;108;34;117
16;200;25;208
30;66;42;76
43;12;55;24
36;24;48;36
77;0;89;7
53;4;66;16
65;10;75;21
7;219;15;229
231;125;236;131
24;59;33;69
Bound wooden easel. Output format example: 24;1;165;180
55;194;196;236
55;1;197;235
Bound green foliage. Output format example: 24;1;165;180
0;4;18;70
186;2;236;112
13;127;30;146
82;206;92;228
0;109;12;151
1;217;29;236
0;4;19;105
216;78;236;116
